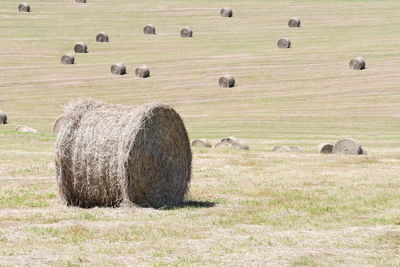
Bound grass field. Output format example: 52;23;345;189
1;0;400;266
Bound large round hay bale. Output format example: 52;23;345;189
288;17;301;27
135;65;150;78
74;42;88;53
219;74;235;88
61;54;75;64
180;27;193;38
0;111;7;125
191;139;211;148
143;24;156;34
220;7;233;17
96;32;109;42
111;63;126;75
18;3;30;12
332;139;364;155
277;38;291;48
55;99;192;208
16;125;38;133
75;0;87;3
53;115;65;135
349;57;365;70
317;143;333;154
215;136;249;150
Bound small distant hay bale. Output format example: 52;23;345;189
215;136;249;150
18;3;30;12
349;57;365;70
53;115;65;135
332;139;364;155
75;0;87;3
317;143;333;154
96;32;109;42
220;7;233;17
191;139;211;148
277;38;291;48
0;111;7;125
289;146;303;153
55;99;192;208
272;145;302;153
288;17;301;27
74;42;88;53
180;27;193;38
135;65;150;78
61;54;74;64
111;63;126;75
16;125;38;133
219;74;235;88
143;24;156;34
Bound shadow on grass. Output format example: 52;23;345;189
162;200;216;210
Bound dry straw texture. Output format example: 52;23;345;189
143;25;156;34
277;38;291;48
333;139;364;155
61;54;74;64
0;111;7;124
16;125;39;133
219;74;235;88
135;65;150;78
96;32;109;42
288;17;301;27
74;42;88;53
215;136;249;150
52;115;65;135
349;57;366;70
111;63;126;75
317;143;333;154
220;7;233;17
180;27;193;38
191;139;212;148
55;99;192;208
18;3;30;12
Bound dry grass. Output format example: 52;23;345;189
1;0;400;265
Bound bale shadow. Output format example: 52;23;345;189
162;200;216;210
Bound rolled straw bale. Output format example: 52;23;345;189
215;136;249;150
96;32;109;42
0;111;7;125
288;17;301;27
74;42;88;53
289;146;303;153
180;27;193;38
75;0;87;3
349;57;365;70
272;145;302;153
53;115;65;135
55;99;192;208
332;139;364;155
18;3;30;12
135;65;150;78
220;7;233;17
61;54;74;64
16;125;38;133
143;24;156;34
111;63;126;75
191;139;211;148
219;74;235;88
317;143;333;154
277;38;291;48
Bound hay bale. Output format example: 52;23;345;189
288;17;301;27
75;0;87;3
277;38;291;48
0;111;7;125
215;136;249;150
135;65;150;78
349;57;365;70
16;125;38;133
219;74;235;88
333;139;364;155
61;54;74;64
111;63;126;75
18;3;30;12
53;115;65;135
96;32;109;42
143;24;156;34
272;145;302;153
289;146;303;153
55;99;192;208
317;143;333;154
74;42;88;53
191;139;211;148
180;27;193;38
220;7;233;17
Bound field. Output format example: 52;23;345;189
1;0;400;265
